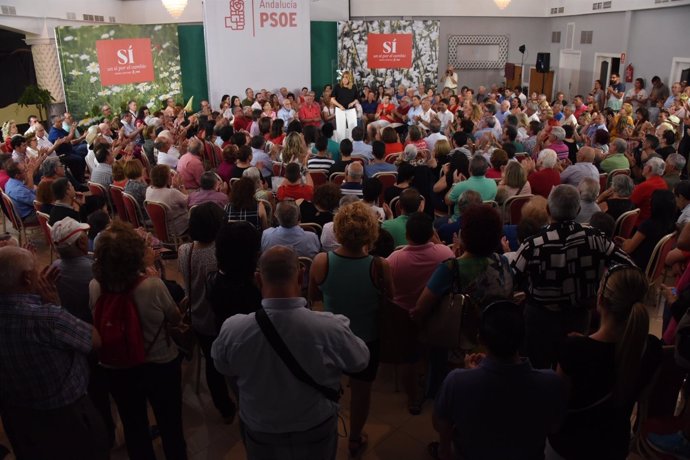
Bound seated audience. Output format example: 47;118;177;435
90;144;114;188
575;177;601;224
560;146;599;187
4;161;38;224
261;200;320;258
299;182;341;226
384;162;414;204
664;153;686;190
486;149;508;179
36;156;66;213
446;155;497;221
364;140;397;177
341;162;365;197
523;149;561;198
496;160;531;205
589;211;616;239
382;188;423;247
600;138;630;174
145;164;189;236
123;159;149;218
224;176;268;229
596;174;635;220
619;189;676;269
277;162;314;201
49;177;84;225
188;172;229;208
630;156;668;227
177;137;205;190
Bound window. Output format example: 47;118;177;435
551;31;561;43
580;30;593;44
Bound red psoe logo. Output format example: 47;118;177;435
225;0;246;30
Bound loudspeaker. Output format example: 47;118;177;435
536;52;550;73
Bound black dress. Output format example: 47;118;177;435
333;85;358;108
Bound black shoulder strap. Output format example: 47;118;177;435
255;308;341;402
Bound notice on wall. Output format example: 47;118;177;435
367;34;413;69
203;0;311;106
95;38;155;86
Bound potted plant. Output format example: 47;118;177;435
17;85;55;122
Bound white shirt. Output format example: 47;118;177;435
419;108;437;127
157;149;179;169
424;132;449;152
437;110;455;132
679;204;690;226
211;298;369;433
443;71;458;90
320;222;339;252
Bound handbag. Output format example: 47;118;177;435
373;256;416;364
417;258;473;350
255;308;342;402
168;243;198;360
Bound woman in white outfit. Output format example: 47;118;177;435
332;70;359;141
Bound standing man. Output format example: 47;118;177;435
0;246;108;459
442;66;458;94
212;246;369;460
606;73;626;112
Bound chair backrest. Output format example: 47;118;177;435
272;162;286;177
329;172;345;185
0;190;23;232
299;222;323;237
598;173;608;195
258;198;273;226
373;172;398;204
109;185;127;221
88;181;108;199
36;211;54;251
385;153;400;164
636;345;686;423
614;209;640;239
502;194;533;225
645;232;678;283
390;196;400;218
144;200;171;243
309;170;329;189
608;168;631;187
121;192;144;229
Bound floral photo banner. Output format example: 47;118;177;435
56;24;183;118
338;20;439;90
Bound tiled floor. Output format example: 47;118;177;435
0;226;670;459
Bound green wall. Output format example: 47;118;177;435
310;22;338;98
178;24;208;112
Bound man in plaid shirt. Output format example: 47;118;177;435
0;246;108;459
512;185;634;369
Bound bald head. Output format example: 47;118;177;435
0;247;35;293
258;246;300;287
346;162;364;181
577;146;596;163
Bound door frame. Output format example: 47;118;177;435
558;49;581;100
593;52;622;86
670;57;690;85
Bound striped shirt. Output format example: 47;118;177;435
307;156;335;171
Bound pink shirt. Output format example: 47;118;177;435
386;242;455;310
176;153;204;190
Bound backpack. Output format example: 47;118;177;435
93;277;148;367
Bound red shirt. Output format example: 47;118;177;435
631;175;668;226
299;103;322;127
528;168;561;198
384;142;404;157
234;116;252;132
377;103;396;122
394;105;411;123
486;168;502;179
277;183;314;201
0;170;9;190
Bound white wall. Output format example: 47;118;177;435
547;0;690;16
350;0;548;17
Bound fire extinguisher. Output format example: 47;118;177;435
625;64;634;83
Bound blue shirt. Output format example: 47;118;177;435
261;225;321;259
435;357;566;460
5;177;36;219
364;162;397;178
361;101;378;114
0;294;92;410
251;148;273;178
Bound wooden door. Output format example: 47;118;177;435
529;69;554;102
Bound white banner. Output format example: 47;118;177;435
203;0;311;107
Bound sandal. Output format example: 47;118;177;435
348;433;369;458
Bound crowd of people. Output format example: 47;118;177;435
2;69;690;460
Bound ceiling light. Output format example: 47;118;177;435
162;0;188;18
494;0;511;9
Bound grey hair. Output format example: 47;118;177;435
550;126;565;141
187;137;203;155
457;190;483;214
548;184;581;222
346;162;363;181
469;154;489;176
537;149;558;169
612;138;627;154
0;247;35;293
338;195;360;207
578;177;600;203
667;153;687;172
41;157;62;177
646;157;666;176
611;174;634;197
276;200;300;228
242;166;262;186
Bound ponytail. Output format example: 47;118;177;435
613;301;649;404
